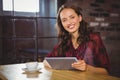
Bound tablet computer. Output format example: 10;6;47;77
44;57;78;70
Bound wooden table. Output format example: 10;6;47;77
0;62;120;80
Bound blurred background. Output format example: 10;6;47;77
0;0;120;77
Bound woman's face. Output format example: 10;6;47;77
60;8;82;34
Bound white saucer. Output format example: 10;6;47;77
22;68;41;73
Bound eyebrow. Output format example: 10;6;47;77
61;14;75;20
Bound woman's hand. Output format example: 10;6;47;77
72;60;87;71
43;60;52;68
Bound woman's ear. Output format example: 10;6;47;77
79;15;82;22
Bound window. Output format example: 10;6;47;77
2;0;57;17
3;0;13;11
3;0;39;12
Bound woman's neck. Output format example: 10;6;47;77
71;31;79;39
71;32;80;49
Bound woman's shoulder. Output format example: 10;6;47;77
89;32;101;41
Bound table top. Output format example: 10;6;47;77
0;62;120;80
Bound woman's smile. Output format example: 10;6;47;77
67;24;75;29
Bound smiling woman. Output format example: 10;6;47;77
44;1;110;75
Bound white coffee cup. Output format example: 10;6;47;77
26;62;38;71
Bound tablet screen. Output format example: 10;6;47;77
45;57;78;70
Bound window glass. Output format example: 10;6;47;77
3;0;13;11
2;0;57;17
3;0;39;12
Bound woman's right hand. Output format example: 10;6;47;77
43;60;52;68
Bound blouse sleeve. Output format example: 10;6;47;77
90;32;110;72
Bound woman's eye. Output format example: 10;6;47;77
62;19;66;22
71;16;75;19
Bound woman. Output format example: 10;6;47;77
44;2;110;74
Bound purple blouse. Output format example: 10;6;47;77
47;32;110;72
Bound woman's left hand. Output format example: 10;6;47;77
72;60;87;71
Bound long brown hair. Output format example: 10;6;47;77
56;2;89;56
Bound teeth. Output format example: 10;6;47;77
68;25;74;29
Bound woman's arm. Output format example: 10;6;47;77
72;60;109;75
87;65;109;75
90;32;110;72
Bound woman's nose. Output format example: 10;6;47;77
66;19;72;25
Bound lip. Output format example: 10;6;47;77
68;25;75;29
